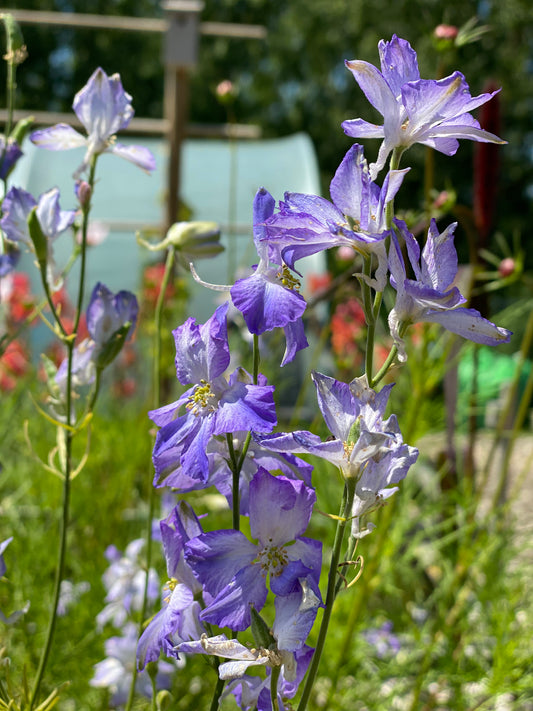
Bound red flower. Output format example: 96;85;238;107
0;339;29;391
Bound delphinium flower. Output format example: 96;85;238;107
30;67;156;179
342;34;505;178
184;468;321;631
0;135;23;180
56;579;91;617
229;187;309;366
91;622;176;707
54;281;138;395
149;302;277;487
176;578;319;709
152;425;313;514
388;218;512;360
264;144;408;290
361;620;401;658
256;371;418;537
137;502;206;670
96;539;159;630
0;241;20;277
207;431;313;515
0;186;76;287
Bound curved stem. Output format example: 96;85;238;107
297;477;356;711
370;345;398;389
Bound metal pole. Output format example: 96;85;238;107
164;65;190;231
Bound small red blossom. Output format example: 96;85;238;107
1;272;36;324
498;258;515;278
0;339;30;391
307;272;331;296
331;299;366;356
142;263;175;308
434;24;458;40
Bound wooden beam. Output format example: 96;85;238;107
1;9;267;39
0;110;261;139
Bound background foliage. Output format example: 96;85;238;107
1;0;532;255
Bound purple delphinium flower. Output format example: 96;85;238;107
0;136;23;180
177;580;319;710
256;372;418;537
149;302;277;487
0;537;13;578
30;67;156;179
0;243;20;277
86;281;138;348
388;218;511;360
149;425;313;512
230;188;309;366
137;502;206;670
223;645;315;711
184;468;321;631
57;579;91;617
96;539;159;630
209;431;313;515
342;35;505;178
0;186;75;257
264;145;408;290
361;620;401;658
91;622;177;706
54;282;138;394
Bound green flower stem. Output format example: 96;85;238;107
29;157;98;707
369;345;398;388
73;156;97;334
29;339;75;709
270;665;281;711
226;432;241;532
227;334;260;531
297;476;356;711
209;675;226;711
385;146;404;223
125;247;175;711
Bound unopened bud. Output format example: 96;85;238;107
76;180;92;208
251;607;275;650
498;257;515;278
434;24;459;40
166;221;223;260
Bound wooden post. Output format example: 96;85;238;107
161;0;203;232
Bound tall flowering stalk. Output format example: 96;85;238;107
0;66;154;709
137;33;510;711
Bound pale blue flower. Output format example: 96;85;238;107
31;67;156;178
343;35;505;178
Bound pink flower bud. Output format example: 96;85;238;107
76;180;92;208
216;79;234;97
498;258;515;278
434;24;459;40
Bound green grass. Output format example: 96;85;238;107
1;366;532;710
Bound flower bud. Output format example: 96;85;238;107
498;257;515;278
76;180;92;209
434;24;458;40
165;221;224;260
